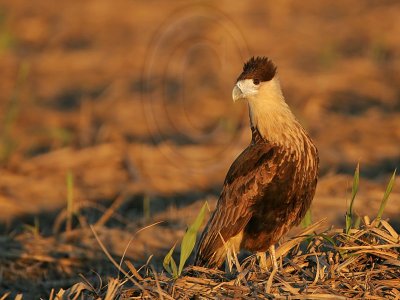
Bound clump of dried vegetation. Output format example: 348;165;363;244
39;215;399;299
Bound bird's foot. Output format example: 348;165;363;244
257;245;279;272
269;245;278;270
257;252;268;271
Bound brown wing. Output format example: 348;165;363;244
194;142;278;268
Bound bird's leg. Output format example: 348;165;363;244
257;252;268;271
269;244;278;270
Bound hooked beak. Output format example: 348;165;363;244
232;84;244;102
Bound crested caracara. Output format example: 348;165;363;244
194;57;319;269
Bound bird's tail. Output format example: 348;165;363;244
194;225;228;269
194;239;226;269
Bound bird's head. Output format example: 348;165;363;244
232;56;297;142
232;56;278;103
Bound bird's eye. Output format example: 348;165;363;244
253;79;260;85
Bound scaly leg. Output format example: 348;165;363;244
257;251;268;271
269;244;278;270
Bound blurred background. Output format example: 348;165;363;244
0;0;399;296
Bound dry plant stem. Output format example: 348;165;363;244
125;261;144;281
265;267;277;294
95;192;126;227
151;266;164;300
0;293;10;300
89;225;147;294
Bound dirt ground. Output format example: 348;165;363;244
0;0;399;298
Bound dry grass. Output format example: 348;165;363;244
22;217;397;300
0;170;398;298
1;0;400;226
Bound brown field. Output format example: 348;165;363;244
0;0;399;298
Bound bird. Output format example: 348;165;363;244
194;56;319;270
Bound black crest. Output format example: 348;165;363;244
236;56;277;83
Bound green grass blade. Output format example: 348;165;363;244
346;163;359;234
163;243;176;277
301;208;312;228
170;255;178;278
66;171;74;233
178;202;208;276
375;169;396;226
350;163;360;212
320;234;336;247
143;195;150;221
353;214;361;230
345;215;351;234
